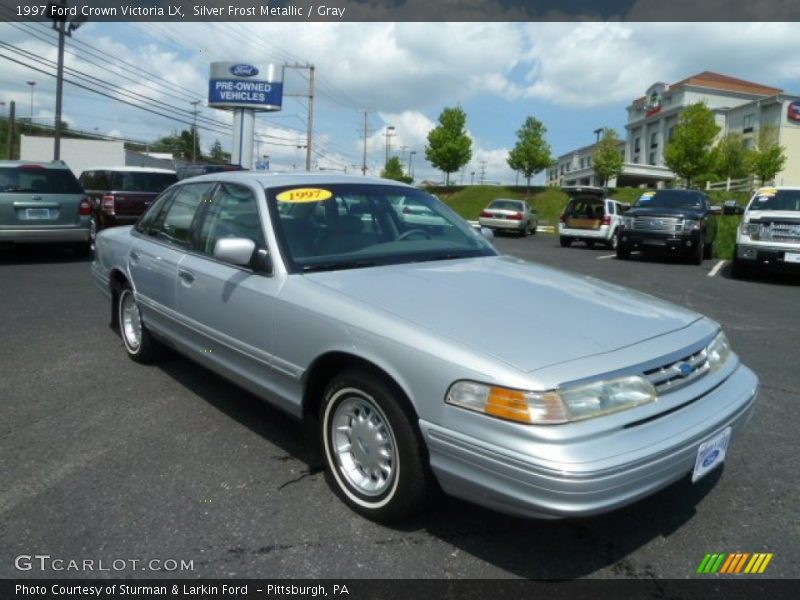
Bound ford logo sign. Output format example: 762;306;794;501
230;64;259;77
702;448;720;468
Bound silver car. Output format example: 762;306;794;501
0;160;93;254
91;173;758;522
479;198;538;236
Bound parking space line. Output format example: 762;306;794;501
708;260;726;277
597;254;616;260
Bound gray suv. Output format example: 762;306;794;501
0;160;93;255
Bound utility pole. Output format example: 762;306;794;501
408;150;416;178
282;63;315;171
384;125;395;165
190;100;200;163
26;81;35;122
361;110;369;175
5;101;15;159
49;1;87;160
479;160;487;185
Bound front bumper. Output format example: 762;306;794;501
421;363;758;519
736;242;800;269
0;226;90;243
619;229;701;253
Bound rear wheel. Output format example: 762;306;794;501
117;284;162;363
559;236;572;248
320;369;434;523
586;240;595;249
606;230;619;250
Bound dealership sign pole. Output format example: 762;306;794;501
208;62;283;169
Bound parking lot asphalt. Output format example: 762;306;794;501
1;237;798;580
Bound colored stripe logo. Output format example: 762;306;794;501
696;553;773;574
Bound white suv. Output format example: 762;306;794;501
558;187;628;249
733;186;800;278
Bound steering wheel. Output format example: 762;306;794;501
397;228;432;241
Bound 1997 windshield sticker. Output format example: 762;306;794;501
276;188;333;203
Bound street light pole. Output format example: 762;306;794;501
384;125;395;165
408;150;416;178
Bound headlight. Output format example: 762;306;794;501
683;219;701;230
446;376;656;425
740;222;760;240
706;331;731;373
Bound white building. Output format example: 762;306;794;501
549;71;800;188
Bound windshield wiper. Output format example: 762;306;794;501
302;260;378;273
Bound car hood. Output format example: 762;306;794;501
305;255;701;373
626;207;705;219
745;210;800;223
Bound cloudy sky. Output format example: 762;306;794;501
2;20;800;183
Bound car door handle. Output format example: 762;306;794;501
129;251;140;262
178;269;195;283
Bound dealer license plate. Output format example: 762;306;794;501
784;252;800;264
25;208;51;220
692;427;731;482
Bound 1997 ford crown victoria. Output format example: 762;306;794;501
91;173;758;522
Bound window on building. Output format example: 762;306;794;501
648;152;656;166
560;165;565;175
743;114;754;133
634;137;641;152
668;126;675;141
650;132;658;148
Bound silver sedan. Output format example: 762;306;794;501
478;198;538;236
91;173;758;522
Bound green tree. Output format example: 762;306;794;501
209;139;226;163
507;116;553;192
710;133;750;180
664;102;720;188
591;128;624;188
381;156;413;183
425;105;472;186
750;126;787;184
152;128;201;161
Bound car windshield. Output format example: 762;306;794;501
268;183;496;272
0;166;83;194
488;200;523;211
747;189;800;212
633;190;705;210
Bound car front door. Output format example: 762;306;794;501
128;182;214;338
175;181;283;390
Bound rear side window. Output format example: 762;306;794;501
79;170;111;190
111;171;177;193
0;166;83;194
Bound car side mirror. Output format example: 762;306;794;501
709;205;723;215
213;237;257;267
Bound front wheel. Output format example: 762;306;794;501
731;257;750;279
616;244;631;260
693;234;705;265
320;370;434;523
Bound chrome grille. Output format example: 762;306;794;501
643;347;709;394
632;216;682;233
763;222;800;243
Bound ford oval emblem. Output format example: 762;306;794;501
676;362;694;376
702;448;720;468
230;64;259;77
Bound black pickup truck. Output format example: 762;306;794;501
616;189;721;265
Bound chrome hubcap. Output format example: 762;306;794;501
89;219;97;251
121;293;142;351
330;395;396;496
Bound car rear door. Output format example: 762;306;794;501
174;182;280;383
128;182;214;337
0;164;84;229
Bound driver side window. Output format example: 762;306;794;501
197;183;266;256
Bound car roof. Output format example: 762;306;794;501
80;166;176;174
0;159;72;170
181;171;416;190
563;185;605;196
